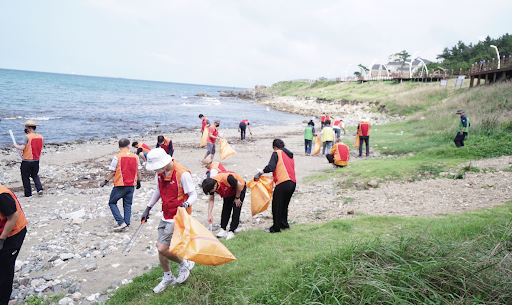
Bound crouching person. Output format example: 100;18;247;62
142;148;196;293
326;139;350;169
201;172;246;240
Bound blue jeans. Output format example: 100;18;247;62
334;128;341;139
305;139;312;154
108;186;134;226
322;141;333;155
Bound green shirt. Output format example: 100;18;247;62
304;126;314;140
458;115;470;133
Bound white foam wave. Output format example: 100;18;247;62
26;116;62;121
3;116;24;120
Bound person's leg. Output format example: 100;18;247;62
335;129;341;139
327;141;333;153
220;196;234;230
108;187;125;225
326;154;334;164
210;143;216;161
31;161;43;192
20;161;32;197
322;142;327;155
0;228;26;305
122;186;134;227
461;132;467;146
270;183;286;232
228;186;246;232
307;139;313;154
365;138;370;156
304;139;308;154
359;141;363;157
280;181;295;230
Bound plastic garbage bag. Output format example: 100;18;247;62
170;207;237;266
354;134;360;148
219;139;237;161
312;135;321;155
200;125;209;147
246;176;274;216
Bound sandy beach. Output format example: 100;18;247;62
1;114;511;304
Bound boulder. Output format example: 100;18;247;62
367;180;379;188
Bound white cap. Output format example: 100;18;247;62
146;148;173;171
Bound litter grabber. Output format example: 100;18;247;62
9;130;22;160
122;219;146;254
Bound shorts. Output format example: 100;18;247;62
143;152;148;158
206;142;216;155
157;219;175;245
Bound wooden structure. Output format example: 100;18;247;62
469;55;512;87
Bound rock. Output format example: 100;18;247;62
368;180;379;188
439;172;449;177
347;210;355;214
68;283;81;294
62;208;85;220
485;181;495;187
35;285;50;293
98;242;108;250
59;297;74;305
86;295;96;301
73;218;85;225
60;253;74;261
111;264;120;268
43;273;55;281
121;279;132;285
52;285;62;293
372;152;381;157
31;279;42;288
71;292;82;300
14;260;22;272
85;262;97;272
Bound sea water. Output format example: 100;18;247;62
0;69;305;146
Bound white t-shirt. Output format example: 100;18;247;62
147;171;197;222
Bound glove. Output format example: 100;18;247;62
136;180;141;189
209;215;213;224
458;132;463;136
99;180;108;187
0;239;4;251
254;172;262;180
180;202;190;209
141;206;151;221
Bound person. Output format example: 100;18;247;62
454;110;470;148
203;120;221;162
201;171;246;240
254;139;296;233
321;112;326;128
13;120;44;197
199;114;210;136
304;120;316;156
332;118;346;139
0;184;28;305
202;157;226;178
141;148;196;293
100;138;142;231
320;120;335;155
326;139;350;169
238;119;252;141
480;60;484;71
357;117;371;157
156;136;174;157
132;141;151;162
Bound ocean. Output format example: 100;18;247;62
0;69;305;147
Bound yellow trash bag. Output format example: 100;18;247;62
354;134;360;148
170;207;237;266
246;176;274;216
219;139;237;161
312;135;321;155
200;125;209;147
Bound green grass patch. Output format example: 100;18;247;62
107;204;512;304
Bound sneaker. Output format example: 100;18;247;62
37;190;43;196
332;165;337;169
112;222;127;231
216;228;227;238
226;231;235;240
153;276;177;293
176;259;195;283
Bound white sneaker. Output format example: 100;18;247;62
153;275;177;293
112;222;127;232
226;231;235;240
216;228;227;238
176;259;195;283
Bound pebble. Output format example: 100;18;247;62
58;297;74;305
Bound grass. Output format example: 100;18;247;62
107;203;512;304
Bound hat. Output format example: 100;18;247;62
214;119;221;124
146;148;173;171
21;120;39;126
456;109;464;114
202;157;212;168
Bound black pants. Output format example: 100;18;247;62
0;227;26;305
359;136;369;157
20;161;43;197
221;186;246;232
239;123;246;140
270;180;296;232
454;132;467;148
304;139;312;154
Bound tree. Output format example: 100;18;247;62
357;64;369;77
395;50;410;77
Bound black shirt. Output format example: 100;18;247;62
0;193;17;217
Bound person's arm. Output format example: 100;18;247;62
210;169;219;177
248;124;252;135
461;117;467;133
262;152;278;174
13;136;28;151
168;140;174;156
141;174;160;221
0;194;19;242
208;194;215;221
179;172;197;208
329;145;336;155
227;175;244;207
342;122;346;134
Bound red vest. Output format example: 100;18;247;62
22;133;44;160
335;143;349;161
359;122;370;136
212;172;245;198
240;119;249;124
211;162;226;172
0;185;28;237
113;149;138;187
158;161;191;220
136;143;151;153
202;117;209;131
321;115;326;122
273;150;296;185
207;126;219;144
159;137;173;154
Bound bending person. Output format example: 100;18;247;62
326;138;350;168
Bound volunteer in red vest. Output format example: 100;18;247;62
198;114;210;135
13;120;44;197
100;138;142;231
0;185;28;305
321;112;327;128
332;118;346;139
357;116;371;157
131;141;151;162
327;139;350;169
238;119;252;141
141;148;196;293
202;156;226;178
254;139;296;233
203;120;222;162
201;171;246;240
156;135;174;157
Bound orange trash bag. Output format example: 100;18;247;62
219;139;237;161
200;125;209;147
354;134;360;148
170;207;237;266
312;135;321;155
246;176;274;216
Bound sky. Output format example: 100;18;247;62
0;0;510;88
